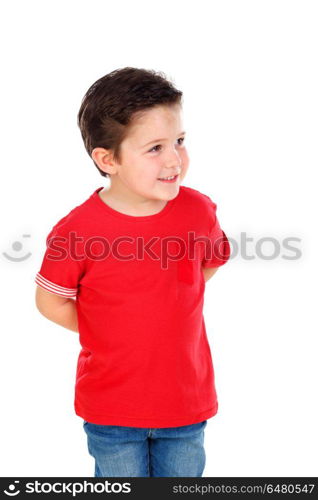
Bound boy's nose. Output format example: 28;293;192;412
165;148;182;169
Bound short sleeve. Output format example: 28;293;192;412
201;198;231;268
35;223;85;298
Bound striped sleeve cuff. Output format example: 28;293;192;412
35;272;78;298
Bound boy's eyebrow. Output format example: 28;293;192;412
141;131;186;148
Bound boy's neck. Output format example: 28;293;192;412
98;184;168;217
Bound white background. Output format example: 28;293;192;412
0;0;317;477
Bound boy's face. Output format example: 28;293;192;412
98;104;189;203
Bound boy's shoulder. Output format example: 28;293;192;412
180;185;217;211
179;185;218;230
46;189;97;238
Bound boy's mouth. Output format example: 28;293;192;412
157;174;179;183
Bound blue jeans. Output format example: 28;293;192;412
83;419;207;477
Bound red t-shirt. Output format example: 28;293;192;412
35;185;230;428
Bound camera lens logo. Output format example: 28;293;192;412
2;235;31;262
3;481;20;496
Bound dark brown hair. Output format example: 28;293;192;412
77;67;183;177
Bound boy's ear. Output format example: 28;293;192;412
91;147;117;175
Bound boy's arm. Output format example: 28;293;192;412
202;266;219;282
35;286;79;333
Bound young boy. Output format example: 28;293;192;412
35;67;231;477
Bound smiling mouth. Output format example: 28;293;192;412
157;174;179;182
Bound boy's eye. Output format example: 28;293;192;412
148;137;185;153
149;145;162;153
